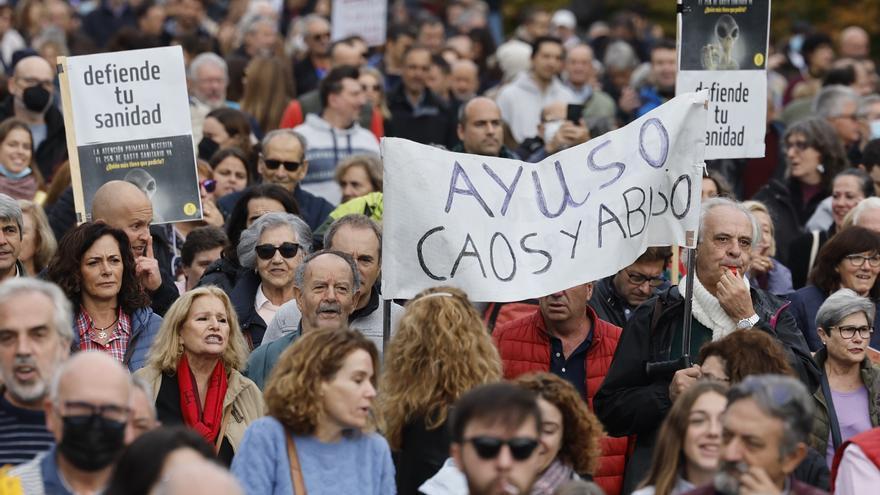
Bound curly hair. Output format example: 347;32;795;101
379;286;503;451
144;287;249;373
809;226;880;298
46;222;149;314
264;327;379;435
698;330;795;383
513;372;603;476
639;381;729;495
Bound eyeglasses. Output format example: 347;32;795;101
625;269;665;287
844;254;880;267
57;400;130;423
255;242;301;260
465;436;539;461
830;325;873;340
785;140;810;151
309;32;330;41
199;179;216;193
263;158;302;172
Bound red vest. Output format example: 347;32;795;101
493;305;631;495
831;426;880;492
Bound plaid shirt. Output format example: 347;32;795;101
76;307;132;364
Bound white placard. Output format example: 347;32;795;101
382;92;708;302
331;0;388;47
675;0;771;160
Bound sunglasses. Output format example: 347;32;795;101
255;242;301;260
199;179;216;193
263;158;302;171
785;140;810;152
465;436;539;461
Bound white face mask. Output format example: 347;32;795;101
543;120;563;144
870;119;880;140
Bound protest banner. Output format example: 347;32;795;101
58;45;201;224
381;92;708;302
331;0;388;47
675;0;771;159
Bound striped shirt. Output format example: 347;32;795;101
0;393;54;467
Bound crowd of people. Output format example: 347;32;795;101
0;1;878;494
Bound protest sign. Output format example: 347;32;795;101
675;0;771;159
58;45;201;224
331;0;388;47
382;92;708;302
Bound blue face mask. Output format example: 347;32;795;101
0;163;31;180
870;120;880;140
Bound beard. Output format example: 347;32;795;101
714;460;749;495
3;356;49;405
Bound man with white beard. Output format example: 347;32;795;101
0;278;72;465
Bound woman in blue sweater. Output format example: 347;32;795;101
231;327;395;494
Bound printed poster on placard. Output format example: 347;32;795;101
675;0;771;159
59;45;201;224
331;0;388;47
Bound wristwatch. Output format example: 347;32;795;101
736;314;760;330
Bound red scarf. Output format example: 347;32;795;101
177;353;228;445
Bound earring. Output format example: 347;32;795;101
817;163;826;174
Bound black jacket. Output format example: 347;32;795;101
0;96;67;179
753;179;828;266
594;284;820;494
787;225;835;291
384;86;457;149
394;416;450;495
198;256;246;294
229;270;269;349
589;275;632;329
292;56;321;96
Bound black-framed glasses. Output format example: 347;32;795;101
831;325;873;340
844;254;880;268
625;269;665;287
255;242;301;260
57;400;130;423
785;140;810;152
465;436;539;461
263;158;302;171
199;179;216;193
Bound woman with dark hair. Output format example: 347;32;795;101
106;426;217;495
0;118;44;200
198;184;299;292
701;171;732;200
209;147;252;199
198;108;254;162
46;222;162;371
754;117;849;265
634;381;729;495
789;168;874;289
787;226;880;351
231;328;395;494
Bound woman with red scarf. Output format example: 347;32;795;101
135;286;263;465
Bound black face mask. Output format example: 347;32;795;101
57;414;126;472
198;136;220;161
22;85;52;114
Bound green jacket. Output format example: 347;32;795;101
809;347;880;455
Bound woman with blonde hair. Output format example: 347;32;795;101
240;56;293;136
742;200;793;295
17;199;56;275
231;327;394;494
381;286;503;494
335;154;383;203
135;286;263;465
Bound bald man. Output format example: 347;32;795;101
9;352;132;494
0;56;68;177
839;26;870;60
455;97;519;158
157;460;244;495
92;180;179;315
450;60;479;101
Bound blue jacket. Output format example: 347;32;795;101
787;285;880;351
71;307;162;372
245;331;297;390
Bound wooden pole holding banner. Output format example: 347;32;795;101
382;299;391;359
55;58;88;224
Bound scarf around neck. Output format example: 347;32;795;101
530;459;574;495
177;353;228;446
681;274;751;341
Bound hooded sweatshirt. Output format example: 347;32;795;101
294;113;380;204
